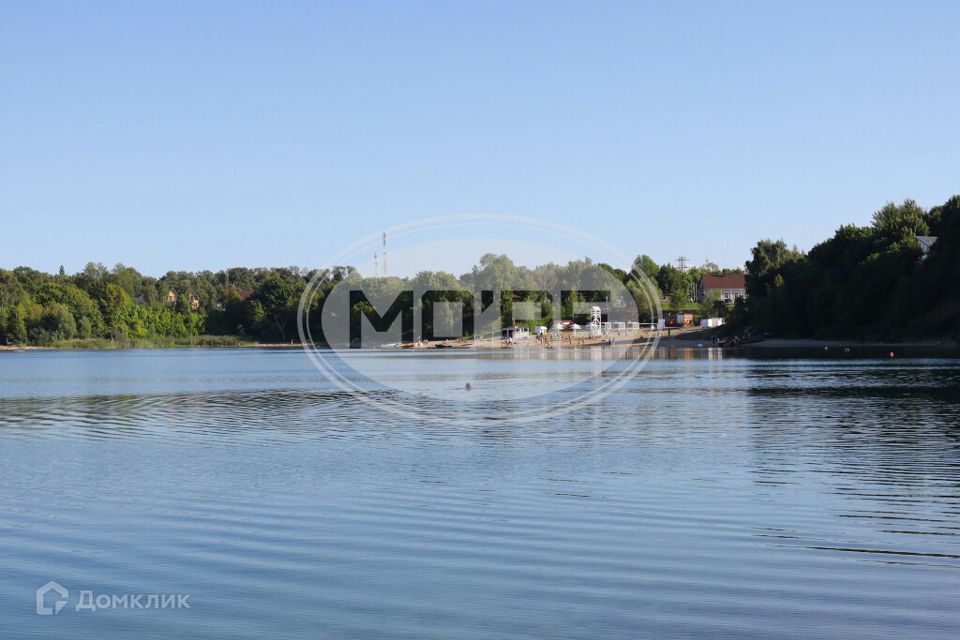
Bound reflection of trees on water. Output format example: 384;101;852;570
744;361;960;489
743;360;960;561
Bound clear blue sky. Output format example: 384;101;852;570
1;1;958;276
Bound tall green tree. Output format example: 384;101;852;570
253;276;301;341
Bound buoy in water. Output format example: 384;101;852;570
888;351;895;358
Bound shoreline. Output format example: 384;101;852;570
655;335;959;350
0;341;303;352
733;338;958;350
3;336;957;353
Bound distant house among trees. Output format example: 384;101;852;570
917;235;938;259
166;289;200;310
697;273;746;303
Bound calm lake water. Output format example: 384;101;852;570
1;348;959;639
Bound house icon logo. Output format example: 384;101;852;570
36;581;69;615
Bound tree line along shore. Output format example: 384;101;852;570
1;195;957;350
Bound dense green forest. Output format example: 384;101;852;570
2;194;956;347
740;195;959;340
0;264;352;347
0;257;669;347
